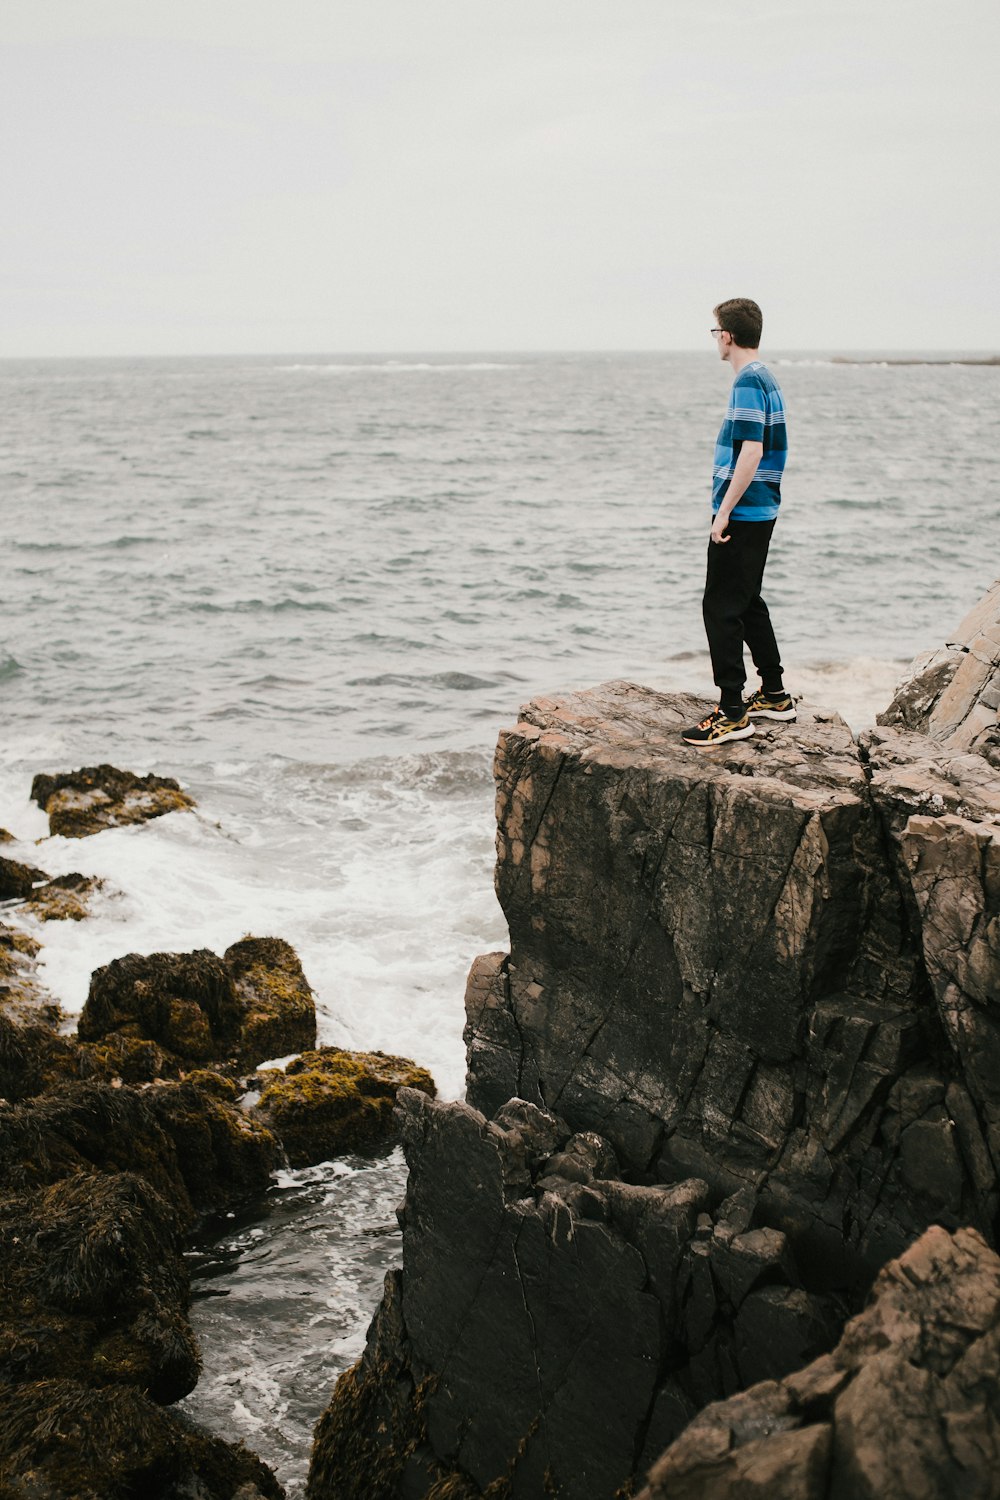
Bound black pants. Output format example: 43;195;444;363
702;518;782;699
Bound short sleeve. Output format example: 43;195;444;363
730;376;765;442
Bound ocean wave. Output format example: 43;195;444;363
0;654;25;683
275;361;521;373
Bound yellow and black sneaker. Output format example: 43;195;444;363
745;689;797;721
681;706;755;747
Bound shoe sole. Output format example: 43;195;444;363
682;723;755;746
747;709;797;721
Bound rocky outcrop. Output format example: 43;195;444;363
78;939;318;1074
879;575;1000;761
30;763;196;837
253;1048;436;1167
0;922;57;1027
310;580;1000;1500
0;854;48;900
638;1223;1000;1500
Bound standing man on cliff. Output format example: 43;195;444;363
682;297;795;746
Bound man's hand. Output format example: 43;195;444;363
711;513;731;544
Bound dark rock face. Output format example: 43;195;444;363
30;763;196;838
464;687;990;1279
638;1223;1000;1500
311;581;1000;1500
306;1089;841;1500
253;1048;436;1168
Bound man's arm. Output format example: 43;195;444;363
711;440;763;544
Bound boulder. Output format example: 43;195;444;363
24;872;106;922
253;1048;436;1168
77;940;319;1075
0;1379;283;1499
638;1224;1000;1500
224;934;317;1065
0;855;48;901
79;949;243;1066
30;763;196;838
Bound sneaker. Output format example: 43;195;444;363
681;707;755;747
745;689;797;721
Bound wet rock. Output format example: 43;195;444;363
0;855;48;901
24;872;106;922
253;1048;436;1167
224;935;317;1066
0;1378;283;1499
0;1170;198;1400
0;828;14;844
308;1090;838;1500
30;763;196;838
0;923;59;1029
638;1224;1000;1500
79;949;243;1066
77;940;319;1075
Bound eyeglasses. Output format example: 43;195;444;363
710;327;726;337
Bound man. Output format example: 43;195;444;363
682;297;795;747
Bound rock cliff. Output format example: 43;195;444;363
309;582;1000;1499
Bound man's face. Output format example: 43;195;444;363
712;319;732;363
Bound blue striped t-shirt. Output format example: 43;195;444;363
712;361;787;521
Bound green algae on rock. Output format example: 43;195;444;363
224;934;317;1067
253;1047;436;1168
30;763;196;838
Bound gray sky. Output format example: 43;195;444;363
3;1;998;355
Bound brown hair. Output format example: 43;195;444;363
714;298;763;349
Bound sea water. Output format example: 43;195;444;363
1;351;997;1493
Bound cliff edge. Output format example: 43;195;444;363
308;583;1000;1500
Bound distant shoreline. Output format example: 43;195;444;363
831;355;1000;367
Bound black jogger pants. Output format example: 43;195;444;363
702;518;782;698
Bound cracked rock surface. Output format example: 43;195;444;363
309;581;1000;1500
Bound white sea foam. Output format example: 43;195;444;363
0;752;504;1102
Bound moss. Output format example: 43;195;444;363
0;1379;283;1499
224;935;317;1067
254;1048;435;1168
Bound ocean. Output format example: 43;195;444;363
1;350;997;1493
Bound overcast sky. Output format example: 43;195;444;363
3;1;998;355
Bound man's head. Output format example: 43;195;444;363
712;298;763;361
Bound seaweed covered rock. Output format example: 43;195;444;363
78;940;319;1075
637;1224;1000;1500
0;1078;276;1221
0;1379;283;1499
79;949;242;1066
30;763;196;838
0;854;48;901
225;935;317;1066
0;1011;77;1101
24;872;106;922
254;1048;436;1168
0;1171;198;1400
0;922;59;1029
